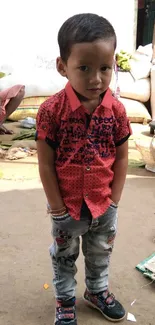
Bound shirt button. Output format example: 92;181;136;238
85;194;89;198
86;166;91;171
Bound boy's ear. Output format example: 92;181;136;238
56;57;67;77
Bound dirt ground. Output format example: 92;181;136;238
0;123;155;325
0;166;155;325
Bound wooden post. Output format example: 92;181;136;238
152;22;155;61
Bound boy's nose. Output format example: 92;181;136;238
89;72;102;85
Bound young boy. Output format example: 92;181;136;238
36;13;131;325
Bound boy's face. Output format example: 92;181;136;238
57;39;115;100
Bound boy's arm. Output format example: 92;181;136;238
111;140;128;205
37;140;65;211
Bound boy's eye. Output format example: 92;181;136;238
101;66;110;72
79;66;89;72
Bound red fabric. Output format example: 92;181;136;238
36;82;131;220
138;0;145;9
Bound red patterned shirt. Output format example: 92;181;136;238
36;82;131;220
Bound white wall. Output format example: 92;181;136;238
0;0;137;70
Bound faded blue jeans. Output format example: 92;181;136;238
49;201;118;300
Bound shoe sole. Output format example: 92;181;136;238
83;297;126;322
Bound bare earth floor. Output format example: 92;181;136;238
0;121;155;325
0;166;155;325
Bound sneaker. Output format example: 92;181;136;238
84;289;125;322
54;297;77;325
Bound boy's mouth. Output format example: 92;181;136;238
87;88;101;92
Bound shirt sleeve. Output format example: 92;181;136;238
113;100;132;147
35;99;59;149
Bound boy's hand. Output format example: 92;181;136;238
111;141;128;205
110;197;119;208
37;140;65;210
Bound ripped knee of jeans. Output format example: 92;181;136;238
104;231;117;252
55;229;72;246
107;233;116;246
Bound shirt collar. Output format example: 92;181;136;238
65;81;113;111
65;82;81;111
100;88;113;110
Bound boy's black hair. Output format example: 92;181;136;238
58;13;117;62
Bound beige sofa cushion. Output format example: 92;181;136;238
119;98;151;123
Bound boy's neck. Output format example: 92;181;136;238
74;89;105;114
